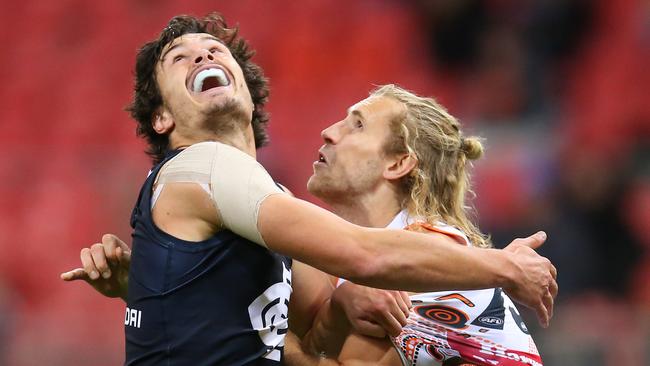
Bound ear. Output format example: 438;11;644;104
152;107;174;135
383;153;418;182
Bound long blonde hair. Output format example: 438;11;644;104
372;84;491;248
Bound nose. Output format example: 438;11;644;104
194;49;215;64
321;121;343;144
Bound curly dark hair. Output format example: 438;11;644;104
126;13;270;164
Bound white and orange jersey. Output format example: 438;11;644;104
387;210;543;366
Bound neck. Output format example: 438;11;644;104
327;184;404;228
170;124;257;158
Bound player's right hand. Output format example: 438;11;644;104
60;233;131;300
501;231;558;328
331;281;412;338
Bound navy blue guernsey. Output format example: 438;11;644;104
126;149;292;366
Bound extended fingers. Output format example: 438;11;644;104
368;292;406;336
80;247;100;280
399;291;412;310
543;260;558;320
116;245;132;266
102;233;126;264
375;312;403;337
534;298;550;328
508;231;547;251
392;302;408;328
90;243;112;279
549;278;559;299
543;287;554;320
550;263;557;280
382;291;408;327
392;291;411;320
534;275;554;327
60;268;89;281
544;271;558;322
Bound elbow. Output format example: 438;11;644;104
341;244;386;285
332;227;394;286
343;241;417;290
346;261;381;284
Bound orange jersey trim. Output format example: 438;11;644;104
404;222;468;246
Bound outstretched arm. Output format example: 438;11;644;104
259;194;557;326
60;142;557;326
184;141;556;320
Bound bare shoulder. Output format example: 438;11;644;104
152;182;222;241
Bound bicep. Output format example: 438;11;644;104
258;194;373;279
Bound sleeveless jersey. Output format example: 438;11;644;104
125;149;292;365
387;211;543;366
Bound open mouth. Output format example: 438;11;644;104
190;67;231;93
317;151;328;165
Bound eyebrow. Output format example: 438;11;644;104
160;35;223;61
348;109;366;120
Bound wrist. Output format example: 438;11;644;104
486;249;517;290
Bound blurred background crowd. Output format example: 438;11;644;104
0;0;647;365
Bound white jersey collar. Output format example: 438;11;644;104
385;209;471;246
386;209;412;229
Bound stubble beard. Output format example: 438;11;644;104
308;170;359;206
307;172;338;203
201;97;251;137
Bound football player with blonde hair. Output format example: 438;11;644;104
289;85;546;365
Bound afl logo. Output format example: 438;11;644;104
477;316;503;326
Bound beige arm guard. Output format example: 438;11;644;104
155;141;283;247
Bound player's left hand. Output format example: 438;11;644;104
331;281;412;338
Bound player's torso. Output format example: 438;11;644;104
125;150;292;366
393;288;542;366
338;288;541;366
339;212;542;366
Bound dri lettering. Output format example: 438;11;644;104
124;307;142;328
